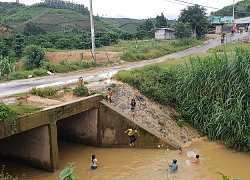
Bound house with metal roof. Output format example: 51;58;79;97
155;28;175;40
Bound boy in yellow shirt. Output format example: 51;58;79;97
124;127;140;146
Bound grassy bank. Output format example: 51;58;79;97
111;38;204;62
1;38;205;82
114;43;250;152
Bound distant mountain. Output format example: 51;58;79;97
100;17;142;34
211;0;250;19
101;17;177;34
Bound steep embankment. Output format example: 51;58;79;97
95;82;199;148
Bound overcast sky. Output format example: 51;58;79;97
1;0;242;19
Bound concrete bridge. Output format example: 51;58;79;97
0;94;178;172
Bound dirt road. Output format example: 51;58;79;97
0;32;247;98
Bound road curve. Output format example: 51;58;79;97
0;33;247;98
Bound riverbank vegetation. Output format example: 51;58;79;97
114;44;250;153
0;100;42;133
0;165;24;180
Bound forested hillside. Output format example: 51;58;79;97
0;0;134;52
101;18;142;34
0;0;127;36
212;0;250;18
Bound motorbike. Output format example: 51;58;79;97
221;35;225;43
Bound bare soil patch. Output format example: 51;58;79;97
46;51;122;63
0;26;12;37
25;91;82;106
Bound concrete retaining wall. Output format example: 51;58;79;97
57;108;99;146
0;94;177;172
99;101;177;149
0;125;57;171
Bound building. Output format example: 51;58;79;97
155;28;175;40
211;16;250;34
235;16;250;31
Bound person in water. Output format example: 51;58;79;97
91;154;99;170
191;154;200;164
168;159;178;172
178;147;183;154
124;127;140;146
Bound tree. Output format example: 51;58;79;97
174;22;192;39
0;41;9;57
13;34;25;57
178;4;209;38
23;45;46;70
136;19;155;39
23;22;47;36
155;12;169;28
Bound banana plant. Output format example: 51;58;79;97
0;56;16;81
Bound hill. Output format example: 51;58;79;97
0;1;127;36
101;17;177;34
212;0;250;19
100;17;142;34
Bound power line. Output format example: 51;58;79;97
164;0;188;6
164;0;246;14
165;0;221;10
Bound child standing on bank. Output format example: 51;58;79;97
131;98;136;121
107;88;113;103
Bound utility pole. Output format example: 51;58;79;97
89;0;96;61
233;0;235;20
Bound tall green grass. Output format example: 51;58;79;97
176;47;250;151
5;60;113;81
115;46;250;152
114;64;178;106
120;38;204;62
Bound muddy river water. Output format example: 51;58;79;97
1;137;249;180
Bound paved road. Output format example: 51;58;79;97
0;33;247;98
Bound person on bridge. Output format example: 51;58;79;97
135;88;145;105
124;127;140;146
91;154;99;170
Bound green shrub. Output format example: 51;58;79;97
73;86;89;97
42;61;113;73
177;119;185;127
0;102;18;133
0;102;12;122
32;69;47;76
8;104;42;115
30;87;58;97
22;45;47;70
8;71;31;80
62;86;72;92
